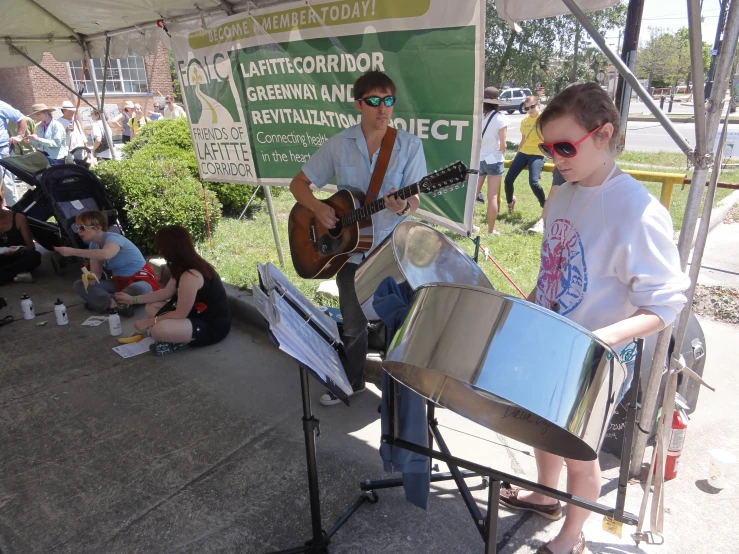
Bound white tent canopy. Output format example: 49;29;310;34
0;0;620;67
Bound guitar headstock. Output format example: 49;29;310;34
418;161;469;196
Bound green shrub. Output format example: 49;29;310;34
120;118;282;213
94;156;221;254
123;118;194;157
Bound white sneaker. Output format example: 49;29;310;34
488;230;500;236
528;219;545;234
319;385;366;406
472;225;480;234
13;272;34;284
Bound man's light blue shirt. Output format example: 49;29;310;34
0;101;25;148
301;124;427;264
31;119;68;160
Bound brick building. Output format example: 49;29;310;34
0;41;174;126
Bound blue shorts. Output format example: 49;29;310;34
479;160;504;177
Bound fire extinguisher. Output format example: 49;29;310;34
664;400;689;481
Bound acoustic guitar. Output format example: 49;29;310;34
288;161;469;279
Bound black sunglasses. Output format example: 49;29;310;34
523;104;538;111
360;95;396;108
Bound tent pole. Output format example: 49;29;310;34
677;85;734;399
5;41;96;110
629;0;739;478
85;42;117;161
97;37;117;160
560;0;694;159
262;183;285;268
615;0;646;151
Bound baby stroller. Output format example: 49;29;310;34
0;153;124;274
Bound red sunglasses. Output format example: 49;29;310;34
538;124;604;159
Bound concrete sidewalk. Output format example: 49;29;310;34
692;221;739;288
0;254;736;553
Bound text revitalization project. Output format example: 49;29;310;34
169;0;485;234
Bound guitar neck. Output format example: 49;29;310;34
340;183;420;227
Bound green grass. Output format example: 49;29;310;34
198;149;739;304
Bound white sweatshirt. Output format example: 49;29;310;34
535;172;689;341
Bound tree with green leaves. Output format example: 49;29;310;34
635;27;710;89
484;1;627;94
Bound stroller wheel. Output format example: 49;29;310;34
51;255;63;275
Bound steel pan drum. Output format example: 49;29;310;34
383;283;627;461
354;221;493;320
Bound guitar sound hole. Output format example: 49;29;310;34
328;224;343;239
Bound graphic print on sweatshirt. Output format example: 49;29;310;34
536;218;588;315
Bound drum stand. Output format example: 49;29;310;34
274;339;644;554
354;338;645;553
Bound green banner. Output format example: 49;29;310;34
171;0;483;233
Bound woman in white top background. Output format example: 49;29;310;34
475;87;509;236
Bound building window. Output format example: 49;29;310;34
69;53;149;95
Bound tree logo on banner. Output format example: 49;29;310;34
181;55;241;125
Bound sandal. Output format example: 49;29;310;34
499;487;563;520
536;533;586;554
508;196;517;212
149;341;189;356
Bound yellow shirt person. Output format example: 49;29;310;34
519;113;543;155
503;96;547;233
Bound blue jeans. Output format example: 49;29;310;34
504;152;546;207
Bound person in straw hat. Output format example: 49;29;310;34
111;100;135;143
25;103;68;163
475;86;510;236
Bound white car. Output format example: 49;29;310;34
499;88;533;114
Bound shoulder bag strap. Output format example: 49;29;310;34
481;111;495;138
364;126;397;206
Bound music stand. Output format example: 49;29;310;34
256;267;377;554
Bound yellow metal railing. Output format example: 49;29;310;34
502;160;685;210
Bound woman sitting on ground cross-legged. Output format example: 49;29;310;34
115;225;231;356
58;210;160;315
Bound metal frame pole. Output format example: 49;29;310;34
560;0;695;159
631;0;739;477
615;0;646;150
5;41;96;110
85;42;117;160
261;182;286;268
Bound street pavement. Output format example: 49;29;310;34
506;101;737;153
0;243;737;553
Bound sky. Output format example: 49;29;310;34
599;0;725;50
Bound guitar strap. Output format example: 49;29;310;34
364;126;397;205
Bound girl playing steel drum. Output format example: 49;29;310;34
498;83;689;554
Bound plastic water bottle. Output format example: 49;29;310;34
108;308;122;336
54;298;68;326
64;153;74;165
20;294;34;320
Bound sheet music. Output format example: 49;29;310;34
270;293;352;395
255;264;352;396
258;262;341;344
250;279;275;325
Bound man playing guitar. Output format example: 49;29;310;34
289;70;427;406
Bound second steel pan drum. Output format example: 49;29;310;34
354;221;493;320
383;283;627;461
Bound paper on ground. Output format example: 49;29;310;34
82;316;108;326
113;337;155;358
